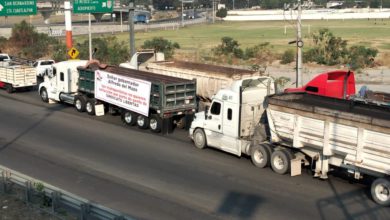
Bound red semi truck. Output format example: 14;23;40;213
285;70;356;99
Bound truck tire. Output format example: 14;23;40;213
74;96;86;112
121;110;137;126
5;84;13;93
193;129;207;149
149;115;162;133
86;99;96;115
271;150;291;175
251;144;272;168
371;178;390;206
40;87;49;103
137;115;149;129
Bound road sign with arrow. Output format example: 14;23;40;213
68;47;80;60
0;0;37;16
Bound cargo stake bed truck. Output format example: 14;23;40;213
0;62;37;93
39;60;196;133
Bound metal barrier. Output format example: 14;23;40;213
0;165;135;220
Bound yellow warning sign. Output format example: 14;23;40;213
68;47;79;59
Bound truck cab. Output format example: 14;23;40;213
285;70;356;99
39;60;88;103
190;77;275;156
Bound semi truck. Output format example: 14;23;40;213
189;77;390;205
38;60;196;133
0;57;37;93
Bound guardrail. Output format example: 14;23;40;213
0;165;135;220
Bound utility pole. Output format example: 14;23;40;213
181;0;184;27
296;0;303;88
233;0;235;10
212;0;215;23
129;2;135;57
88;13;92;60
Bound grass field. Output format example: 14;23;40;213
75;19;390;57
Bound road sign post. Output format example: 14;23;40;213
73;0;113;14
0;0;37;16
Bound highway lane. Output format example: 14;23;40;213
0;90;389;220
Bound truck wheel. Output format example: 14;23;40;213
193;129;207;149
121;110;137;126
271;150;291;175
40;87;49;103
74;96;86;112
251;144;271;168
86;99;96;115
371;178;390;206
149;115;162;133
5;84;13;93
137;115;149;129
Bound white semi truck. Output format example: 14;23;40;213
190;83;390;206
39;60;197;133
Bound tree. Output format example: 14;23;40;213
304;28;348;65
216;8;228;19
142;37;180;59
7;20;57;59
77;36;129;65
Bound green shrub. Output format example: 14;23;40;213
142;37;180;59
281;49;295;64
347;45;378;70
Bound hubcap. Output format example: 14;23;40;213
195;131;204;146
254;150;264;164
86;102;92;112
273;155;285;170
75;100;82;110
137;116;145;126
150;119;157;130
375;184;390;202
41;90;47;100
124;112;132;124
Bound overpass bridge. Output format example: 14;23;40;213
36;1;150;24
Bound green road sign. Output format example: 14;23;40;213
0;0;37;16
73;0;114;14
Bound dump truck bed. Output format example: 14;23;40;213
266;93;390;176
145;61;261;101
77;64;197;115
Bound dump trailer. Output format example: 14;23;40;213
266;92;390;205
0;63;36;93
145;61;262;107
39;60;196;133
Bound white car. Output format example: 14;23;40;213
34;60;55;77
0;53;11;67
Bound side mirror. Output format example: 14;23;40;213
205;106;209;120
46;68;54;78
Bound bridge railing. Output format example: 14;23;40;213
0;165;134;220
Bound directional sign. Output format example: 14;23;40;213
0;0;37;16
68;47;80;60
73;0;113;14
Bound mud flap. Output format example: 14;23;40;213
291;158;302;176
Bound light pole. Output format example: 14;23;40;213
129;2;135;57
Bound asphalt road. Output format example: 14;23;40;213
0;89;389;220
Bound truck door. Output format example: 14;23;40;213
204;100;224;148
220;102;240;155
